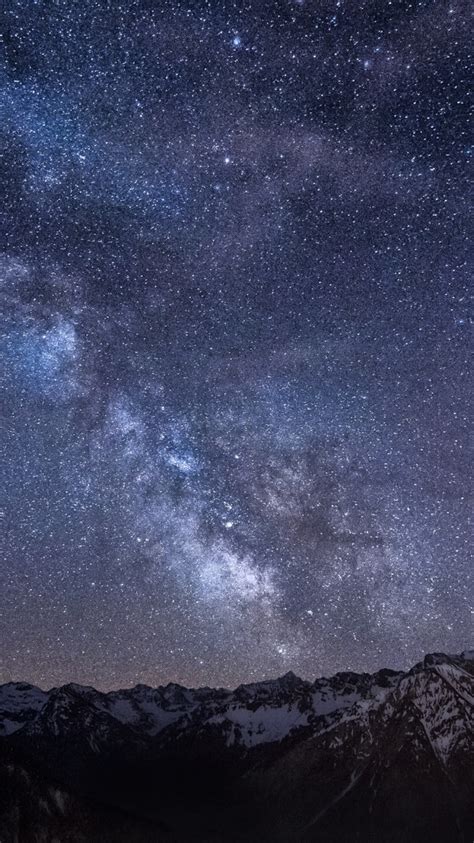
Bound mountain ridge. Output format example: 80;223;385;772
0;650;472;841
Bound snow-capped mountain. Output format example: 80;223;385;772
0;681;48;736
0;651;472;841
0;666;403;749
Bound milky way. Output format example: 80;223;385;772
1;0;472;690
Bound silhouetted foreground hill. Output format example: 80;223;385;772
0;650;473;841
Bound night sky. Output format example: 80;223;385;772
1;0;472;691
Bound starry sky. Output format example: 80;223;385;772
1;0;472;691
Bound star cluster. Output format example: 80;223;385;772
1;0;471;690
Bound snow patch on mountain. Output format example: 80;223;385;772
0;682;48;735
207;703;309;747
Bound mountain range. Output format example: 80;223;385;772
0;650;473;841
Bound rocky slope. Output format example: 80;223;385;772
0;650;472;841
